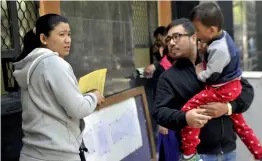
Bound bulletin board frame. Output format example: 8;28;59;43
98;86;157;161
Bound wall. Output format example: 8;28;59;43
132;1;158;69
171;1;199;20
134;48;151;68
256;2;262;71
1;69;7;94
236;74;262;161
158;1;172;26
217;1;234;38
60;1;135;96
39;1;160;95
39;0;60;16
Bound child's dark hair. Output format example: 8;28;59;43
167;18;195;36
15;14;68;61
154;26;167;37
189;2;224;30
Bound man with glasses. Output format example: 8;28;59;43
153;18;254;161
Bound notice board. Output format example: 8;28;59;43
82;86;156;161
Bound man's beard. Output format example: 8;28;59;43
168;51;182;59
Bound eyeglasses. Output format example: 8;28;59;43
165;33;191;44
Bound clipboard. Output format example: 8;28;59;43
78;68;107;94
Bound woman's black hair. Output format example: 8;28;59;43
153;26;167;37
15;14;68;61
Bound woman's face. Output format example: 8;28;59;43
41;22;71;58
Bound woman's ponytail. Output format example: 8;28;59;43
15;29;40;62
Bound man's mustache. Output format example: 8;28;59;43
170;46;180;51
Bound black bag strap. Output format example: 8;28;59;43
79;119;88;161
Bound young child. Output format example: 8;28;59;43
179;2;262;161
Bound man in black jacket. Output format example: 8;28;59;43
153;18;254;161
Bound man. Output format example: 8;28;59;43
153;18;254;161
144;26;168;78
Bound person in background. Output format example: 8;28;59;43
142;26;169;151
153;18;254;161
13;14;104;161
153;43;180;161
144;26;168;78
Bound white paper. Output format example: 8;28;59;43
94;121;110;156
83;97;143;161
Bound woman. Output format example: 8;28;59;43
153;54;180;161
13;14;104;161
145;26;168;78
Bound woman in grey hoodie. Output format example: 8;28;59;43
13;14;105;161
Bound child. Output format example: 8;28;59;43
179;2;262;161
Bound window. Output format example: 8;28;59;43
1;0;39;93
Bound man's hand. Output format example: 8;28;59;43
186;109;212;128
93;90;105;108
195;63;203;75
200;102;228;118
144;64;156;78
159;125;168;135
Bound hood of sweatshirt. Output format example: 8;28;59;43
13;48;58;89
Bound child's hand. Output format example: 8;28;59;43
198;41;207;55
195;63;203;75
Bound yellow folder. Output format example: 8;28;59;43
78;68;107;94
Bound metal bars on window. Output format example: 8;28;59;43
1;0;39;92
131;1;158;48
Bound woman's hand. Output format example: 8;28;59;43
93;90;105;108
198;40;207;55
159;125;169;135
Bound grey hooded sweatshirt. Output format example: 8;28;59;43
13;48;98;161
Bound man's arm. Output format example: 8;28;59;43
230;77;254;113
152;75;187;130
152;75;211;130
